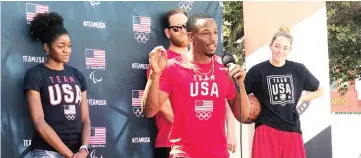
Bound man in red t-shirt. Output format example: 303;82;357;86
144;9;237;157
146;8;189;158
143;13;250;158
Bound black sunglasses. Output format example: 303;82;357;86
169;25;186;32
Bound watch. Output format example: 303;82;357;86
79;145;89;154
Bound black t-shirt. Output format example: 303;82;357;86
244;60;319;133
24;64;87;153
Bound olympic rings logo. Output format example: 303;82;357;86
196;112;212;120
134;33;149;43
133;107;144;117
65;114;76;120
179;1;194;12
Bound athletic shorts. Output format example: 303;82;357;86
252;124;306;158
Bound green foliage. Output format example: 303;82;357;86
222;1;244;65
327;1;361;94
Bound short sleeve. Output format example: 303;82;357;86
159;65;172;95
244;65;259;94
226;77;236;100
23;67;42;92
74;68;88;92
302;64;320;92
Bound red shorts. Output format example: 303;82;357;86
252;125;306;158
169;145;229;158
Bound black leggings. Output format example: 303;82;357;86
154;147;171;158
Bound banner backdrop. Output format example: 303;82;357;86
1;1;223;158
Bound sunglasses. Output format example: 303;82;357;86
169;25;186;32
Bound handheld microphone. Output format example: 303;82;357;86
222;52;240;93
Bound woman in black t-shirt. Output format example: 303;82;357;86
24;12;91;158
244;26;324;158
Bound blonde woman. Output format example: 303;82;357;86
244;26;324;158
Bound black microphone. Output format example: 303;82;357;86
222;52;241;93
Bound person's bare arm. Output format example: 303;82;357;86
143;72;169;118
299;86;324;102
159;99;174;123
26;90;73;158
142;68;173;122
227;84;250;122
78;91;91;157
226;101;235;133
225;64;250;122
225;101;236;153
142;46;170;118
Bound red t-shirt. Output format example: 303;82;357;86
146;49;181;147
159;55;236;158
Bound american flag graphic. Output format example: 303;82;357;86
133;16;151;33
195;100;213;112
26;3;49;22
64;105;76;115
85;49;105;67
132;90;144;107
89;127;106;145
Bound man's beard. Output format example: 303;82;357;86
170;35;189;47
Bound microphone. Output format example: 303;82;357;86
222;52;240;93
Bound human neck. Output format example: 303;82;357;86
169;44;188;55
45;58;64;71
189;49;212;64
269;58;286;67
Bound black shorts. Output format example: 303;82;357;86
154;147;171;158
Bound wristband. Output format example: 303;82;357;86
79;145;88;154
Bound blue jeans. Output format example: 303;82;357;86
31;150;64;158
